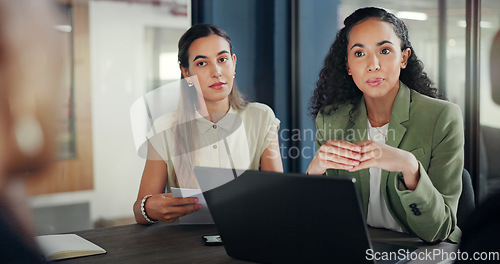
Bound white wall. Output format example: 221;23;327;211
30;0;190;226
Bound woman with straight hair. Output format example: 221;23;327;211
133;24;283;225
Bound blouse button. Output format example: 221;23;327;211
213;124;217;129
213;145;217;149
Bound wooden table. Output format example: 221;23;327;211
54;223;457;263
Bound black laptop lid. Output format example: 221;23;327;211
194;167;374;264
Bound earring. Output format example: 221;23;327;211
14;115;44;157
233;72;236;79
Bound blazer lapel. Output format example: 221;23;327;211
386;82;410;149
382;82;411;210
350;98;370;216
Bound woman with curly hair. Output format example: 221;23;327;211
307;7;464;243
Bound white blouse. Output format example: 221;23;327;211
366;120;403;232
146;102;280;189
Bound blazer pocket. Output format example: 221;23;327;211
409;147;425;158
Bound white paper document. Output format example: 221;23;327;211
171;188;214;224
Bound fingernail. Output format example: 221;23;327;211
197;204;202;209
194;198;199;203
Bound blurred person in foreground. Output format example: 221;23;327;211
0;0;62;262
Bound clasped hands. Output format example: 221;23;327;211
307;139;420;190
144;193;201;223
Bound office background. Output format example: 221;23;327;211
28;0;500;234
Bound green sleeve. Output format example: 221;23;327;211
395;103;464;243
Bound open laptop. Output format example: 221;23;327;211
193;166;416;264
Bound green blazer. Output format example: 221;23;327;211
315;82;464;243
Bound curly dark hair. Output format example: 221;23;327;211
310;7;441;117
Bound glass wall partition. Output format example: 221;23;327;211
480;0;500;199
